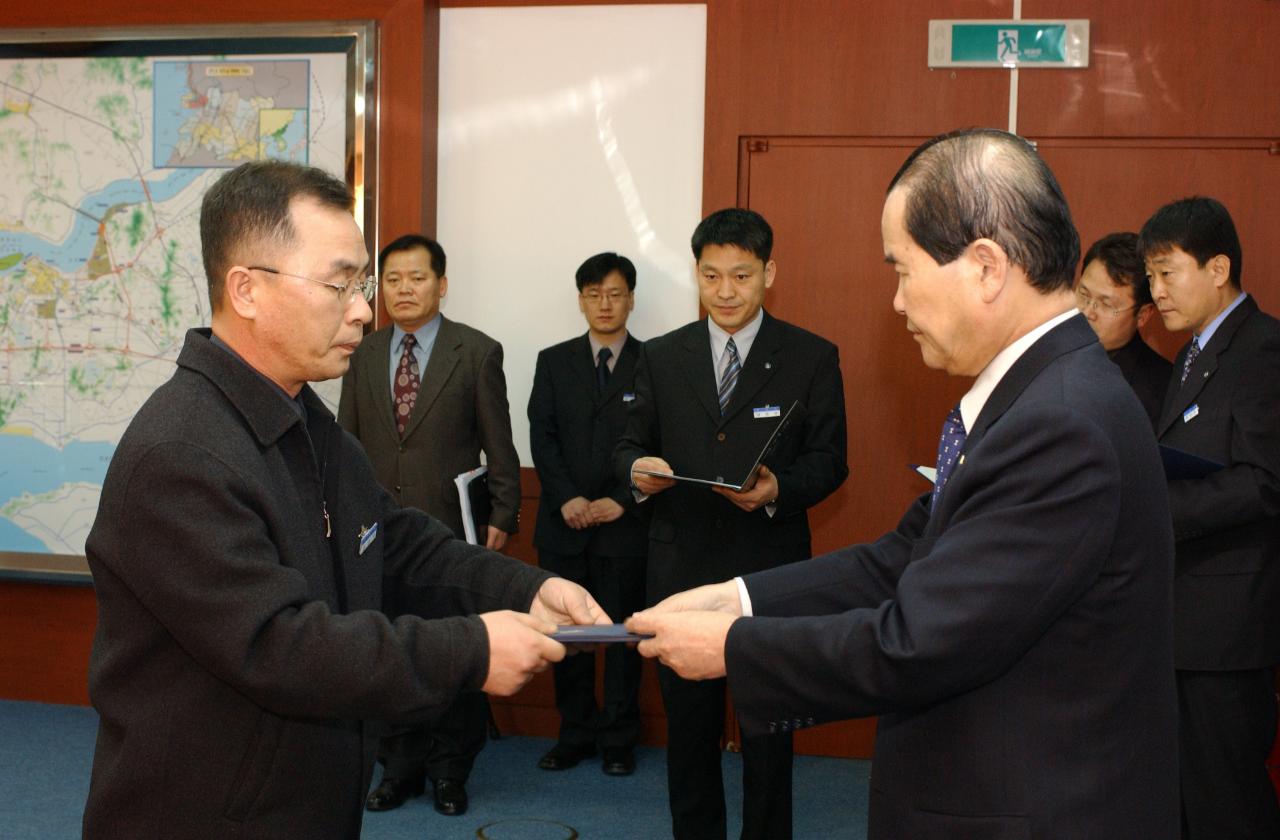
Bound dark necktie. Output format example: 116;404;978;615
932;404;966;510
393;334;420;438
1180;337;1201;386
596;346;613;393
718;338;741;415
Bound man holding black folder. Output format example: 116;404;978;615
614;208;849;840
1141;197;1280;839
338;234;521;817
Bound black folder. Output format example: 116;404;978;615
1158;445;1225;481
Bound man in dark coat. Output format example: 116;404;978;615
82;161;605;840
615;208;849;840
1074;231;1171;423
1142;196;1280;839
630;129;1179;840
529;252;649;776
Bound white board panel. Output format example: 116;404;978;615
437;4;707;466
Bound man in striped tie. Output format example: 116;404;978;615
616;208;850;840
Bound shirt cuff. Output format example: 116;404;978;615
735;576;754;617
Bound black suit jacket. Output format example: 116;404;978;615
725;315;1178;839
1156;295;1280;670
613;312;848;603
338;317;521;538
1110;333;1171;424
528;333;648;557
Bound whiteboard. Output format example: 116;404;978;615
436;4;707;466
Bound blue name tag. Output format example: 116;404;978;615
622;392;636;402
753;405;781;419
1182;404;1200;423
358;523;378;555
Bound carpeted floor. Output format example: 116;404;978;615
0;699;870;839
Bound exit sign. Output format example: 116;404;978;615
929;19;1090;68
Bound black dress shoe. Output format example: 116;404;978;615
601;746;636;776
365;776;425;812
537;742;597;771
432;778;468;816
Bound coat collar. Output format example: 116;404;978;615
1156;295;1259;435
679;311;782;426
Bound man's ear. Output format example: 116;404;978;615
224;266;259;319
1208;254;1232;289
969;238;1009;303
1136;302;1156;331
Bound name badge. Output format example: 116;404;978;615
1182;404;1200;424
622;392;636;402
358;523;378;555
753;405;782;419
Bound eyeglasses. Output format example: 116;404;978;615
248;266;377;304
1074;287;1137;319
581;290;629;305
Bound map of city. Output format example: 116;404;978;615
0;51;348;558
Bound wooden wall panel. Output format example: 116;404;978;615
0;582;96;705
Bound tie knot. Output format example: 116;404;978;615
726;337;739;359
597;346;613;365
944;405;965;436
402;334;416;351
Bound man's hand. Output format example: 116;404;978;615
644;580;744;617
485;526;509;551
529;577;613;628
631;456;676;496
478;610;563;695
587;497;625;524
560;496;593;530
712;464;778;512
626;609;737;681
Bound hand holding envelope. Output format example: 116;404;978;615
626;580;744;681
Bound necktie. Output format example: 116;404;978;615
596;346;613;393
718;338;741;415
931;404;966;510
1180;337;1201;386
393;334;420;438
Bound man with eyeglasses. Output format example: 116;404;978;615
338;233;522;817
528;252;648;777
1074;231;1171;423
82;161;607;840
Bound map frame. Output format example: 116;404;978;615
0;22;379;582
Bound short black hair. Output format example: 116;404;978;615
1082;232;1152;307
1138;196;1242;289
379;234;446;277
691;208;773;263
887;127;1080;293
575;252;636;291
200;160;352;312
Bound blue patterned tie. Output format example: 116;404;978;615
932;405;966;510
717;338;741;415
1180;337;1201;386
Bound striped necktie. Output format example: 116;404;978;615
717;337;741;415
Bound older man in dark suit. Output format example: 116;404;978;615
1142;196;1280;840
338;235;522;817
615;208;849;840
529;252;649;777
82;161;603;840
630;129;1179;839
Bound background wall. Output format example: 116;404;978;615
2;0;1277;760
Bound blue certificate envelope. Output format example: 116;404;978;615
1158;445;1225;480
551;624;652;643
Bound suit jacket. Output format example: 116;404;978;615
339;316;521;539
613;312;848;603
1110;332;1171;424
529;333;648;557
83;329;549;840
725;315;1178;839
1156;295;1280;670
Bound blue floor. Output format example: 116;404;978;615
0;699;870;839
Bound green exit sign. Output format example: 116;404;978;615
929;19;1090;68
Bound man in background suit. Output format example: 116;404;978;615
630;129;1179;839
1075;231;1171;423
615;208;849;840
529;252;648;776
338;234;522;817
1141;196;1280;839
